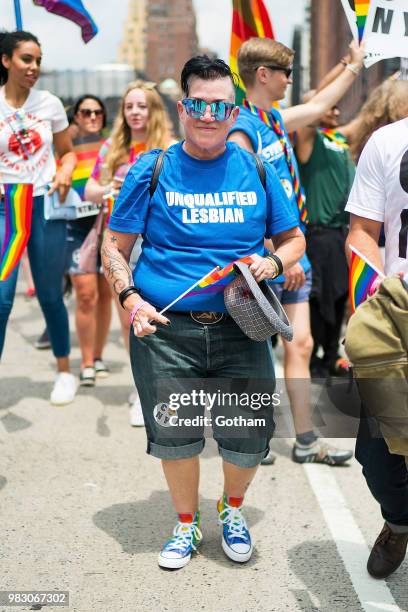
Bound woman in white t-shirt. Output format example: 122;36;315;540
0;30;77;405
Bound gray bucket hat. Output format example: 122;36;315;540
224;261;293;342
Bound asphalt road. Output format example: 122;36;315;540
1;284;407;612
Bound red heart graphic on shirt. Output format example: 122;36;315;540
8;129;43;160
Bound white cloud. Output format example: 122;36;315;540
2;0;308;70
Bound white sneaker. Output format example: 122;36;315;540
129;393;144;427
50;372;77;406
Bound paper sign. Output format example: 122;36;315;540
363;0;408;67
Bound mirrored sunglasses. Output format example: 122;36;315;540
182;98;235;121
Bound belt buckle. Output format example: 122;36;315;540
190;311;224;325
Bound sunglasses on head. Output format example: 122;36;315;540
257;65;293;78
182;98;235;121
78;108;104;118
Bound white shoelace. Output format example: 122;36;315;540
219;505;248;541
165;522;202;552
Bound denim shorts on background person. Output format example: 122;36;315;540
269;268;312;305
66;218;102;275
130;311;276;467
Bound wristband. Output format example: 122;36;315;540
345;63;361;75
119;286;138;309
266;253;284;277
129;301;148;326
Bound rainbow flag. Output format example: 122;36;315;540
187;256;253;297
354;0;370;42
349;245;385;312
0;184;34;281
319;128;349;149
33;0;98;43
71;137;103;199
230;0;274;104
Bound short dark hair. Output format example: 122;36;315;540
0;30;41;85
72;94;107;128
180;55;237;97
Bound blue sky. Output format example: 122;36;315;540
2;0;309;70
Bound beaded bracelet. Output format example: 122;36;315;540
129;301;148;326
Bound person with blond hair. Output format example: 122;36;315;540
86;80;173;425
229;37;364;465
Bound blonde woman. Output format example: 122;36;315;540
341;79;408;161
85;80;174;425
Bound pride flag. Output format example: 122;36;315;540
0;184;34;281
230;0;274;104
33;0;98;43
71;137;103;199
349;245;385;312
354;0;371;42
187;256;253;297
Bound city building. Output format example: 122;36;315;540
145;0;198;83
117;0;147;73
118;0;198;84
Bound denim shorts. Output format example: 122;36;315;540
129;311;276;467
66;218;102;275
269;269;312;305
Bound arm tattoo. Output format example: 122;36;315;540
101;237;133;296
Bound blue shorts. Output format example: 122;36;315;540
269;269;312;305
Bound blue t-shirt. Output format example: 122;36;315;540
230;106;311;280
109;141;298;313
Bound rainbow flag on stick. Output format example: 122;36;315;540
33;0;98;43
0;184;34;281
159;256;254;314
230;0;274;104
349;245;385;312
354;0;371;43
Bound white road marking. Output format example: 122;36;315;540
304;464;400;612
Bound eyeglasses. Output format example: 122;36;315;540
182;98;235;121
78;108;104;118
256;65;293;78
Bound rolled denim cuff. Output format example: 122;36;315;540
218;445;269;468
147;438;205;460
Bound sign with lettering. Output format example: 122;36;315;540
363;0;408;66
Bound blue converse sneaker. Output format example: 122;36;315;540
217;495;252;563
158;512;202;569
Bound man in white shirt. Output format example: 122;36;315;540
345;117;408;579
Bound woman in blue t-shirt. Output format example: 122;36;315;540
101;56;305;571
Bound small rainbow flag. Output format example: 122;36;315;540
319;128;349;149
103;194;115;227
187;256;253;297
354;0;371;43
0;184;34;281
349;245;385;312
230;0;274;104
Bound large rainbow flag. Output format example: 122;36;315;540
354;0;371;43
230;0;274;104
0;184;34;281
349;245;385;312
33;0;98;43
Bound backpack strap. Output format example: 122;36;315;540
149;150;166;198
252;153;266;190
